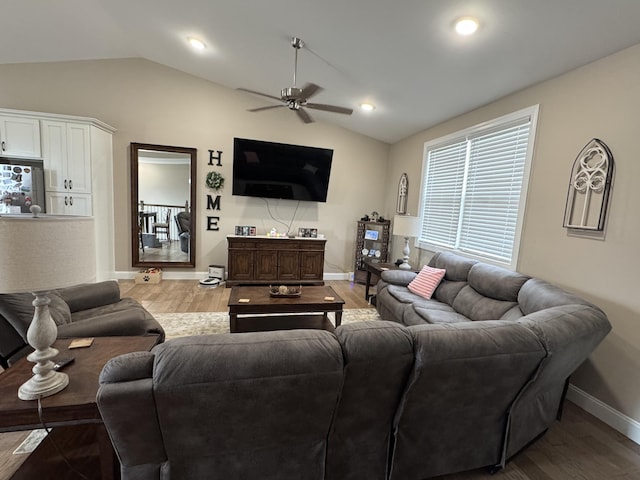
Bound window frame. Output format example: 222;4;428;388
417;105;539;270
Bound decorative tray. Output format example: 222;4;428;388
269;285;302;297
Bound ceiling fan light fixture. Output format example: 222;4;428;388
455;17;479;36
360;103;376;112
188;37;206;50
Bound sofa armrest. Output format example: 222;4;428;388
380;270;417;287
100;351;155;383
57;312;165;342
57;281;121;313
97;352;166;473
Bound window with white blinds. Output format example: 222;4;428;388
418;106;538;268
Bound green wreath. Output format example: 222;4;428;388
206;171;225;191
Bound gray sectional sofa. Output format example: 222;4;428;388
0;280;164;367
97;253;610;480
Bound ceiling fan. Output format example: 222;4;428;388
238;37;353;124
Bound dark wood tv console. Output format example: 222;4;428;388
226;235;326;287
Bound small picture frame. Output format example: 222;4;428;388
298;228;318;238
235;226;257;236
364;229;379;241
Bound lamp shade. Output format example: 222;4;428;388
0;214;95;294
393;215;420;238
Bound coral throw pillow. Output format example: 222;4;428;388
407;265;446;300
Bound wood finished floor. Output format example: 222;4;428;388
118;279;374;313
0;280;638;479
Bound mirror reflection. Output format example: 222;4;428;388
131;143;196;268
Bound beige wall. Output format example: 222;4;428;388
387;43;640;423
2;47;638;428
0;58;390;275
138;162;190;207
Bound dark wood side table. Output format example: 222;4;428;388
0;335;161;480
363;260;406;302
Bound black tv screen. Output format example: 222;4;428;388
232;137;333;202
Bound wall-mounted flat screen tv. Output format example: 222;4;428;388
232;137;333;202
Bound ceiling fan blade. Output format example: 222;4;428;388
306;103;353;115
237;87;283;102
296;108;314;124
248;105;286;112
300;83;323;99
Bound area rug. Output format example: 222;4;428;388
155;308;382;340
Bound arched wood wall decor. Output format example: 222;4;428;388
563;138;614;231
397;172;408;214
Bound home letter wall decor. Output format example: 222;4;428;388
563;138;614;231
206;149;223;231
208;150;223;166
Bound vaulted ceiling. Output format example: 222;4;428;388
3;0;640;143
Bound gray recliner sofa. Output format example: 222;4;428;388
97;253;610;480
0;280;165;367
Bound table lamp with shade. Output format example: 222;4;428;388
0;206;95;400
393;214;420;270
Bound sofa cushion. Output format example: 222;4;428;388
407;266;446;300
468;263;529;302
70;297;153;324
452;286;519;321
413;306;470;324
386;285;424;304
517;278;599;315
380;270;419;287
0;291;71;337
432;280;467;307
50;292;72;325
428;251;477;282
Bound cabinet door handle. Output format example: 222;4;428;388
64;196;68;206
1;141;5;151
68;180;73;190
64;179;68;190
69;196;73;206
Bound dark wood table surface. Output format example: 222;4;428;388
228;285;345;333
363;260;406;301
0;335;160;480
0;335;161;432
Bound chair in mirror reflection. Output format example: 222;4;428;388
139;202;188;258
153;208;171;242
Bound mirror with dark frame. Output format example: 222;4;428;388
131;143;197;268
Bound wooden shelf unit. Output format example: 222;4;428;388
354;220;391;285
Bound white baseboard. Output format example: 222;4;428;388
324;272;351;281
114;271;352;281
567;384;640;445
114;270;207;280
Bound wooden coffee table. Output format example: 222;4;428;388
0;335;161;479
228;285;345;333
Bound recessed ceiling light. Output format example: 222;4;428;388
188;37;206;50
360;103;376;112
455;17;479;36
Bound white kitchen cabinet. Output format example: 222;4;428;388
42;121;91;195
0;115;41;158
0;107;115;281
45;191;92;216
